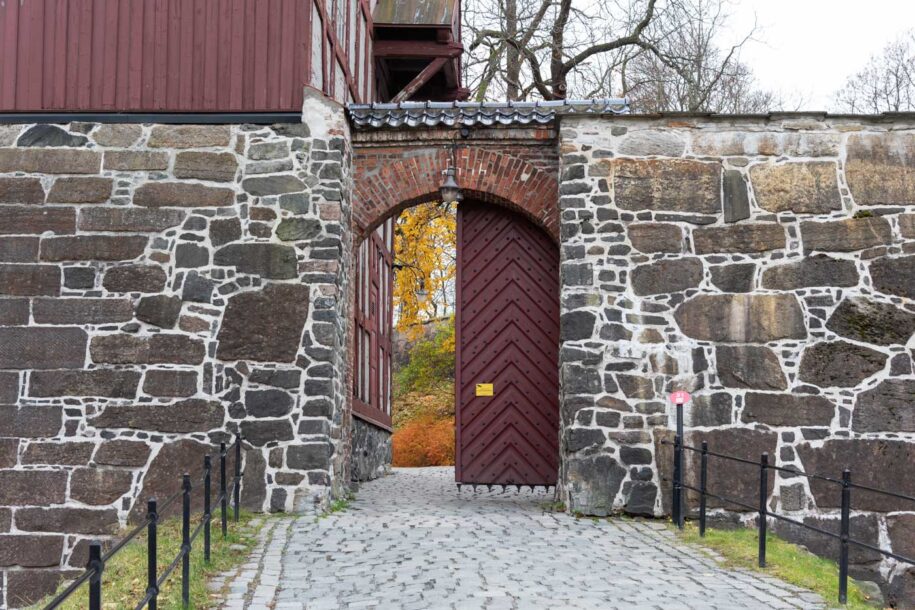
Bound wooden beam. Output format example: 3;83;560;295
374;40;462;59
375;58;392;102
442;58;459;89
390;56;448;103
412;85;471;101
353;399;393;431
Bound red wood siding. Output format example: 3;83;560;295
0;0;372;112
353;217;394;430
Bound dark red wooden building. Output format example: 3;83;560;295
0;0;561;488
0;0;465;432
0;0;465;112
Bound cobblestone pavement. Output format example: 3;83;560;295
215;467;826;609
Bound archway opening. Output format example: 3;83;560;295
389;201;458;468
350;192;561;487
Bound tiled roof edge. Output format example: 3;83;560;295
347;101;915;129
346;98;630;129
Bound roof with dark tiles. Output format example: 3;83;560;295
346;99;631;129
346;101;915;130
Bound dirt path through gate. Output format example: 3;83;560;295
214;468;825;609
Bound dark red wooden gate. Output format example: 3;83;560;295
455;201;560;486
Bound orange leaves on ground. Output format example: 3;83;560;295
392;373;454;468
392;416;455;467
391;209;456;467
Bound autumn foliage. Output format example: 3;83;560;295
392;415;456;467
390;203;458;467
393;320;455;400
393;202;456;340
391;353;455;466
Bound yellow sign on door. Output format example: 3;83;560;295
475;383;494;397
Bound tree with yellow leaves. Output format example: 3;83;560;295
393;201;456;340
391;202;457;466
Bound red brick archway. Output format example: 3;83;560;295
353;145;559;241
345;133;561;474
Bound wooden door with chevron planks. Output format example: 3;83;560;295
455;201;560;486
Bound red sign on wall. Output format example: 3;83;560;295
669;390;691;405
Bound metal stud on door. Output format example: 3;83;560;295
455;202;560;486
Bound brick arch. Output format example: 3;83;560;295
353;146;559;241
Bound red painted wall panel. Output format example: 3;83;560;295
0;0;363;112
455;201;560;486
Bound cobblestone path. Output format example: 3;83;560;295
215;467;826;609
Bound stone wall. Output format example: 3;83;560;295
0;90;352;607
4;102;915;606
556;115;915;603
350;418;392;482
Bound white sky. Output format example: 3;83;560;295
724;0;915;109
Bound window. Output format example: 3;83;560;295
353;218;394;426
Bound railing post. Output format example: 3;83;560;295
699;440;708;537
758;452;769;568
181;473;191;609
672;434;682;528
839;469;851;605
675;400;685;530
234;435;242;523
220;441;228;538
87;541;103;610
147;498;159;610
204;455;212;563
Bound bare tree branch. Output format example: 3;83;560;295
834;30;915;113
463;0;774;110
561;0;657;77
621;1;775;113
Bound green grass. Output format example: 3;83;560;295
676;521;878;609
314;494;354;523
540;500;566;513
37;511;261;610
328;498;351;513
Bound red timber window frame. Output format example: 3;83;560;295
353;218;394;430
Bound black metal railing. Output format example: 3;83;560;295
663;435;915;606
44;436;245;610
